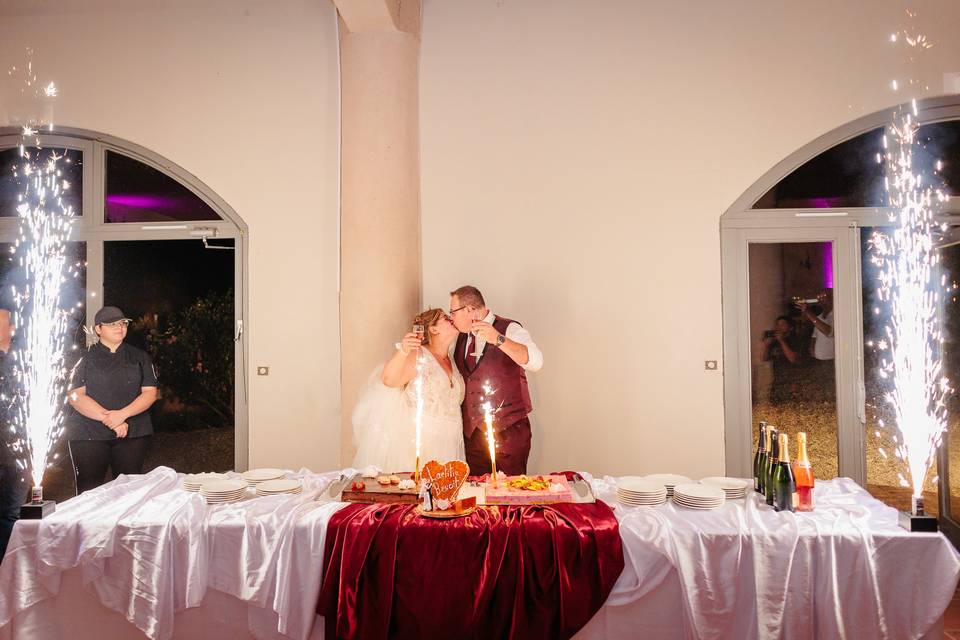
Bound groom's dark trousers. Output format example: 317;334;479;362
465;417;531;477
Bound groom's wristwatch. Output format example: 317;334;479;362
496;334;506;347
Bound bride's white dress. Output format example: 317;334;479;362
352;351;466;472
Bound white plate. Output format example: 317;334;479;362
201;479;247;494
255;478;301;494
184;473;229;491
617;485;667;496
673;501;725;508
618;478;668;494
242;468;286;482
673;496;725;504
643;474;693;487
700;477;751;491
673;501;723;510
673;483;725;500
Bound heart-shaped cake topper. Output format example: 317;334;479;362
422;460;469;502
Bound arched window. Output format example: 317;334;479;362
721;96;960;545
0;127;248;500
753;120;960;209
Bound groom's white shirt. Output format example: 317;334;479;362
460;310;543;372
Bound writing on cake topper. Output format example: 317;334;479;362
421;459;469;502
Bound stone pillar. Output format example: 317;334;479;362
333;0;421;465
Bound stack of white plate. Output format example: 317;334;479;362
673;483;726;510
643;474;693;497
200;479;248;504
183;472;229;492
617;477;668;507
699;477;751;500
241;467;286;489
255;478;302;497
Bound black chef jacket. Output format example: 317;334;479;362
69;342;159;440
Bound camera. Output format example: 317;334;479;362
763;329;776;339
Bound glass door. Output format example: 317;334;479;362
747;241;839;479
722;225;865;483
103;239;236;476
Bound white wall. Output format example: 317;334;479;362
0;0;342;471
419;0;960;478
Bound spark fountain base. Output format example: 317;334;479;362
20;486;56;519
898;495;937;532
898;510;938;532
20;500;55;520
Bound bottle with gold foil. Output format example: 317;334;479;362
754;422;767;494
764;427;779;506
791;432;814;512
773;432;797;512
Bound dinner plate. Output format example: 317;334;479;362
618;478;668;494
619;498;666;506
242;468;286;483
255;478;302;495
643;474;693;487
201;479;248;494
700;477;751;491
183;472;229;491
673;483;725;500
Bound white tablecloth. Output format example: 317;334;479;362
0;468;956;640
580;475;960;640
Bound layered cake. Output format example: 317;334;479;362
484;474;574;505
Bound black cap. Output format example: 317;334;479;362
94;306;130;325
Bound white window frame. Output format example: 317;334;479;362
0;126;249;471
720;95;960;485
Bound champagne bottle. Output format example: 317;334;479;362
754;422;767;494
774;432;797;512
761;426;775;500
765;427;779;506
791;432;814;512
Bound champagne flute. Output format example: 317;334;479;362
470;309;484;357
413;323;425;349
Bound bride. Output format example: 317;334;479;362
352;308;465;472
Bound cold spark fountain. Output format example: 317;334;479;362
871;20;949;531
3;55;77;518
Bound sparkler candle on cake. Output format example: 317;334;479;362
481;381;497;487
411;322;427;482
413;350;425;482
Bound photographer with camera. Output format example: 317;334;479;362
797;288;834;399
760;315;801;404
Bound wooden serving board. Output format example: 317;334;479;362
340;473;419;505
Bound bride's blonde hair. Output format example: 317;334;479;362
413;308;446;346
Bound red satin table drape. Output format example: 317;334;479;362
317;500;624;640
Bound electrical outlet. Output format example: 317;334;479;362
257;366;270;376
704;360;718;371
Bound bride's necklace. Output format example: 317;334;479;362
426;347;454;387
427;347;449;362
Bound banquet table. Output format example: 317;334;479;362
0;466;957;640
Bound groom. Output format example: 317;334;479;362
448;285;543;476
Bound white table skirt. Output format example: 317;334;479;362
0;468;956;640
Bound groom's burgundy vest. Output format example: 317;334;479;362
454;315;533;438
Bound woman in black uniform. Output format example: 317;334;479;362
67;306;159;493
